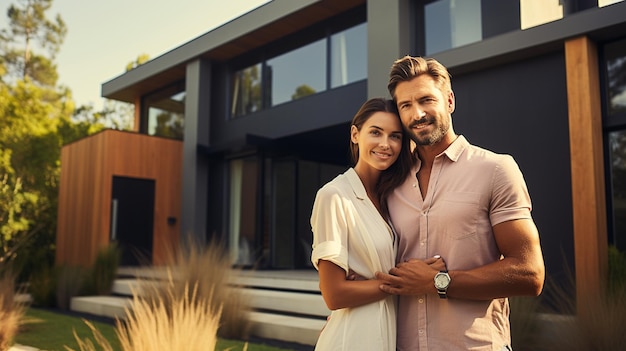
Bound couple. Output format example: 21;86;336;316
310;56;546;351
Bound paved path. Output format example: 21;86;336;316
9;345;39;351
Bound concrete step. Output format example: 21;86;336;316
70;295;131;319
239;287;329;317
248;311;325;346
70;269;326;346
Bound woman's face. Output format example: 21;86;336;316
351;111;404;172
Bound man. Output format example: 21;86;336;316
375;56;545;350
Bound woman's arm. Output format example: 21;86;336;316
318;259;390;310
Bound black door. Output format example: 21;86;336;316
110;176;155;266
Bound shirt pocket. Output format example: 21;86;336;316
441;192;481;240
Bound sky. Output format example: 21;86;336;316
1;0;271;109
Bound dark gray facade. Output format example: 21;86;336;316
101;0;626;299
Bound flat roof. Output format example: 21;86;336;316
101;0;364;103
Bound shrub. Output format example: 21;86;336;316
145;238;251;340
0;268;25;351
536;245;626;350
608;245;626;295
66;282;221;351
56;265;88;310
28;262;57;307
509;296;543;351
83;244;121;296
66;238;251;350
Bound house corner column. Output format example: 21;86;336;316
181;59;211;246
564;36;608;313
366;0;412;99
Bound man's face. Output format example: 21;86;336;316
394;75;455;146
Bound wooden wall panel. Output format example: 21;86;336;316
564;36;608;311
56;130;182;267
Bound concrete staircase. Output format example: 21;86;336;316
70;267;328;346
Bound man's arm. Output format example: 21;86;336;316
376;218;545;300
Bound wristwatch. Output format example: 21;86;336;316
434;271;451;299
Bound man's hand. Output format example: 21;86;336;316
375;256;446;295
346;269;366;281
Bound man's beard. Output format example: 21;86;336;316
407;115;449;146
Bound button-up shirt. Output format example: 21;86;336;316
389;136;532;351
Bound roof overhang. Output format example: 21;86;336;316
102;0;365;103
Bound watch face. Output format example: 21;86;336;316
434;273;450;289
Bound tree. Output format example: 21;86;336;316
0;76;68;271
233;64;262;115
126;53;150;72
0;148;38;263
0;0;138;276
3;0;66;85
0;0;73;276
291;84;316;100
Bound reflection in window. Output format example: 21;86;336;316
144;83;185;140
520;0;565;30
331;23;367;88
599;0;623;7
425;0;482;55
606;39;626;116
229;157;258;266
605;38;626;250
266;39;326;106
423;0;593;54
231;63;262;117
230;22;366;117
608;130;626;250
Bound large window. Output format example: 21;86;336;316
231;64;262;116
425;0;482;55
231;22;367;118
599;0;623;6
422;0;623;55
604;38;626;251
266;39;327;106
331;22;367;88
227;155;345;269
228;156;259;266
142;82;185;140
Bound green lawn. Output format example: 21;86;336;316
15;308;296;351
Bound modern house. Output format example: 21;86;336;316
56;0;626;322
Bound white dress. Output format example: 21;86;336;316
310;168;397;351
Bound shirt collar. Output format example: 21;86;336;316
346;168;367;200
442;135;468;162
414;135;468;170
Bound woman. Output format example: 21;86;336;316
310;97;414;350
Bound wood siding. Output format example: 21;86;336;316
565;36;608;309
56;130;182;267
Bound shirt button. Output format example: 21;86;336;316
419;330;424;335
420;242;425;246
418;298;424;303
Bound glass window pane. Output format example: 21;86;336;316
425;0;482;55
145;85;185;140
331;23;367;88
229;157;258;266
599;0;624;7
266;39;327;106
606;40;626;116
608;130;626;250
231;63;263;117
520;0;565;30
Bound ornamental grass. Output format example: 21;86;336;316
0;268;25;351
